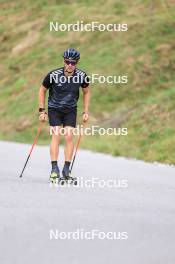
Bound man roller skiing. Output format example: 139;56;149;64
38;48;90;183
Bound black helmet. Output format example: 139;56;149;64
63;48;80;60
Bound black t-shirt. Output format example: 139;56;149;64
42;67;89;109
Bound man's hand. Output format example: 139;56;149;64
38;108;48;122
82;112;89;123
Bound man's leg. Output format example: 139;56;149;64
50;127;60;161
62;126;74;177
62;108;77;178
50;126;61;178
64;126;74;161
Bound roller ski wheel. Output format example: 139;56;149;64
59;176;78;186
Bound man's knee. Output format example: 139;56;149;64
64;134;73;143
51;131;60;142
50;126;61;137
64;126;73;142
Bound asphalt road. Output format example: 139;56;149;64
0;141;175;264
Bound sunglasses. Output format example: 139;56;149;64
64;60;77;66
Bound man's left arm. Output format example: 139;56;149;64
82;87;90;122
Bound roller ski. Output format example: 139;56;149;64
59;175;78;186
59;163;78;186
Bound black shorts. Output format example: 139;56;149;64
48;107;77;127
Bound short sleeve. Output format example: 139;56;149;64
81;73;90;88
42;73;51;89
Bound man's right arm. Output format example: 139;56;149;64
38;85;48;122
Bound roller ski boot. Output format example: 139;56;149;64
49;167;60;186
60;164;77;186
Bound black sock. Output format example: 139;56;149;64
64;161;71;168
51;161;58;169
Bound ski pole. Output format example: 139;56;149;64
70;122;85;174
19;123;43;178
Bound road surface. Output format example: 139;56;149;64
0;141;175;264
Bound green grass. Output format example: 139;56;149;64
0;0;175;164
